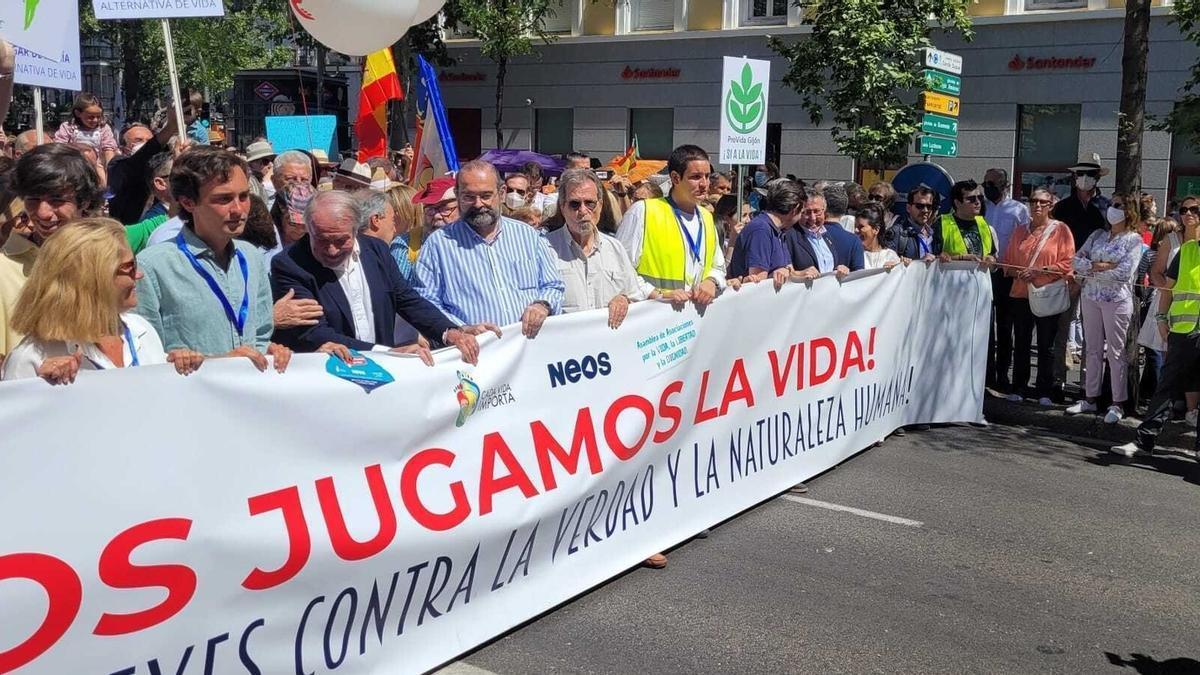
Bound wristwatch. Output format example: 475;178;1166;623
532;300;552;312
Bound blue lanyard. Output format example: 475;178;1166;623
666;197;703;263
122;321;139;367
175;232;249;336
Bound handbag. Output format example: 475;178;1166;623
1025;222;1071;317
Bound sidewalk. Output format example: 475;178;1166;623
983;393;1197;454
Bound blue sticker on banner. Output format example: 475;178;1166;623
325;350;395;393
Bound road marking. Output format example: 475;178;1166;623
435;661;501;675
781;495;924;528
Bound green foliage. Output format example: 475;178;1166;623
769;0;973;167
1156;0;1200;147
446;0;556;64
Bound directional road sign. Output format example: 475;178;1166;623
924;47;963;75
918;135;958;158
921;113;959;138
923;69;961;96
921;91;960;117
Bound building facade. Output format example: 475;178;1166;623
438;0;1200;203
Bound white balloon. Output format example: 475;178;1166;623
412;0;447;26
290;0;422;56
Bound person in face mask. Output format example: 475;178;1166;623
503;172;532;211
981;168;1030;397
1050;152;1112;401
1067;193;1144;424
747;162;778;212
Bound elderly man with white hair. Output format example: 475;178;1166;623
270;190;495;365
545;168;654;329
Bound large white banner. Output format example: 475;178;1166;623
0;264;990;674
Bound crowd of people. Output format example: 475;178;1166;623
1;91;1199;557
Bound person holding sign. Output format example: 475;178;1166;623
134;147;290;372
616;145;731;308
2;219;204;384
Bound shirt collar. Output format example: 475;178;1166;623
804;224;827;239
331;239;362;274
456;216;505;243
180;223;235;261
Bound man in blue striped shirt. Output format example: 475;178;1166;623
415;160;565;338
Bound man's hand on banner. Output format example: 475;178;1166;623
267;343;292;373
692;278;719;307
607;294;630;329
225;345;268;371
443;328;486;365
772;268;788;290
166;349;205;375
391;343;435;366
317;342;354;364
521;302;551;339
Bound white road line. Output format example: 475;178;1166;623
434;661;501;675
780;495;924;528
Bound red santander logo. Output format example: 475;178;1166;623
1008;55;1025;71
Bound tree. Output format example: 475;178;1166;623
1116;0;1151;197
79;0;293;120
444;0;557;147
1157;1;1200;154
768;0;972;170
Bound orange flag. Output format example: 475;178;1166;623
356;48;404;162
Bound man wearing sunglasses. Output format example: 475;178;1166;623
886;184;939;262
934;180;996;264
1050;152;1111;401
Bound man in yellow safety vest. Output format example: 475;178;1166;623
1113;226;1200;457
933;179;997;264
616;144;734;308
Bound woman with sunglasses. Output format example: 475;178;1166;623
1144;197;1200;423
1004;187;1075;405
2;219;204;384
1067;193;1144;423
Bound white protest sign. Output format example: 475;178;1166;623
0;265;989;674
92;0;225;21
0;0;72;62
13;0;81;91
719;56;771;166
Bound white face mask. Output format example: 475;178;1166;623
1075;175;1098;192
1106;205;1125;226
129;141;145;156
504;191;526;209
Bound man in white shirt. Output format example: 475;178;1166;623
982;168;1031;395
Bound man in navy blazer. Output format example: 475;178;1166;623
271;191;494;364
785;188;865;280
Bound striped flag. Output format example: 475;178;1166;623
408;55;460;189
355;47;404;162
609;135;640;175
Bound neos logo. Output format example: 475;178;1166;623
548;352;612;388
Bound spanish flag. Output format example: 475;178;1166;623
609;135;640;175
356;48;404;162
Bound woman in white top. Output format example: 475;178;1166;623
854;203;903;270
2;218;204;384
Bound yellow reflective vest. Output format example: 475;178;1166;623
1169;240;1200;335
636;198;718;292
939;214;993;258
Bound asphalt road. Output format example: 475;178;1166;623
438;415;1200;675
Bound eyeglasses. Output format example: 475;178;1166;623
115;260;138;280
911;203;935;211
428;203;457;215
1111;202;1125;209
567;199;599;212
962;195;983;204
1029;198;1052;206
1075;170;1099;178
1180;205;1200;216
505;186;528;196
868;194;886;202
459;192;494;205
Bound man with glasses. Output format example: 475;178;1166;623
412;176;459;236
415;160;565;339
934;180;996;263
887;184;938;261
982;168;1030;396
1050;152;1111;401
546;168;651;327
0;144;105;357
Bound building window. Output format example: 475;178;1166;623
1024;0;1087;10
542;0;572;34
1169;132;1200;204
742;0;788;25
1014;104;1080;200
766;122;781;169
536;108;574;155
632;0;674;31
447;108;482;163
629;108;674;160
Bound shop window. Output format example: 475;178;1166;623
1169;132;1200;203
629;108;674;160
743;0;788;25
536;108;574;156
447;108;482;162
633;0;673;31
1014;104;1080;200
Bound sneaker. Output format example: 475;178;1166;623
1005;393;1023;403
1104;406;1124;424
1038;397;1054;407
1066;400;1098;415
1109;442;1142;458
788;483;809;494
1187;409;1199;428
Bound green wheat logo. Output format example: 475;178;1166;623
24;0;39;29
724;63;765;134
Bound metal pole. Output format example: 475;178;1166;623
160;19;187;138
33;87;44;145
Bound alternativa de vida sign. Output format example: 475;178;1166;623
719;56;770;165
